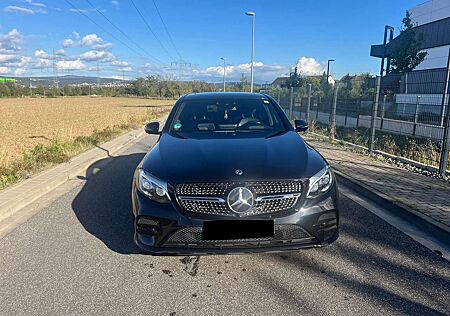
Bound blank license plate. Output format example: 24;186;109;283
202;220;274;240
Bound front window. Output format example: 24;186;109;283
169;98;288;137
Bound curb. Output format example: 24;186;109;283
335;170;450;235
0;119;163;224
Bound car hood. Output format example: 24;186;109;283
140;131;326;184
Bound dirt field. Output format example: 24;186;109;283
0;97;173;165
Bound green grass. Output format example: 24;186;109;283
308;120;443;168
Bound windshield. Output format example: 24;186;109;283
169;98;287;134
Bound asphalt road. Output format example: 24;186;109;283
1;137;449;316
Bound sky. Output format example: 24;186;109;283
0;0;427;82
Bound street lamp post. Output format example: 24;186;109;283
245;11;255;93
326;59;335;85
220;57;226;92
380;25;394;76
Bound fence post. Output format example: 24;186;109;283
369;76;381;154
438;47;450;176
316;97;319;121
413;95;421;136
329;85;338;141
306;84;312;124
356;95;362;127
380;94;386;130
289;87;294;120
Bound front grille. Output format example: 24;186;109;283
176;181;301;196
178;199;230;216
164;224;313;247
176;180;303;217
176;183;233;196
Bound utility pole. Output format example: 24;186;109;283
330;84;339;141
220;57;226;92
413;95;421;136
289;87;294;120
326;59;335;86
380;25;394;76
306;83;312;125
52;49;59;94
96;62;100;88
245;11;256;93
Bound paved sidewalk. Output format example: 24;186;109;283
304;135;450;233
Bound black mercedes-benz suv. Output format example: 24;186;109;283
132;92;339;255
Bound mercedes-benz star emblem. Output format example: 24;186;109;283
235;169;243;176
227;187;254;214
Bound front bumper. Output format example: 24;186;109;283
132;185;339;255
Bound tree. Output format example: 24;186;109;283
389;11;427;73
238;73;249;92
286;66;303;88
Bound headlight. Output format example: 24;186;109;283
307;166;333;198
137;169;171;203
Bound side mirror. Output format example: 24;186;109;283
294;119;308;132
144;122;160;134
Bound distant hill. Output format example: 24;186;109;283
0;75;126;87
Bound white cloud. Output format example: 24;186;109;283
0;29;23;53
0;66;10;74
0;54;16;63
0;29;28;74
92;42;113;50
199;61;288;82
14;67;26;75
118;66;132;72
56;49;66;56
73;32;80;39
111;60;129;67
3;56;32;68
4;5;46;15
80;34;103;46
34;58;52;68
57;59;86;70
24;0;47;8
293;57;325;76
62;38;76;48
4;6;35;14
69;8;96;14
34;49;49;59
80;50;115;62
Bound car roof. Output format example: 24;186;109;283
182;92;269;101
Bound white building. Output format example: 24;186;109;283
409;0;450;71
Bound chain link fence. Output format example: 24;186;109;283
267;75;450;177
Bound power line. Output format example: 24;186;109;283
84;0;163;65
63;0;162;65
151;0;182;60
130;0;175;61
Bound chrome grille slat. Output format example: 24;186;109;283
176;180;302;217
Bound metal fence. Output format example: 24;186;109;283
268;75;450;177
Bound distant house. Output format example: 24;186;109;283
271;75;335;88
271;77;290;88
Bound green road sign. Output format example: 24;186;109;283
0;78;16;83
